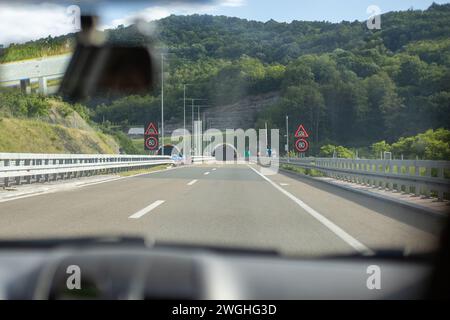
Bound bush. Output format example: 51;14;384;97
0;91;50;117
319;144;354;158
100;126;141;154
390;128;450;160
371;141;391;157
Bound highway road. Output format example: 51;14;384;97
0;164;444;256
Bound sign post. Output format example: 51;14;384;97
286;115;289;162
144;122;159;153
294;124;310;154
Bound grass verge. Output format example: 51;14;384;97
280;163;326;177
117;164;172;177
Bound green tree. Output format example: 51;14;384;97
319;144;354;158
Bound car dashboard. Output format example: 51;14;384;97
0;242;433;300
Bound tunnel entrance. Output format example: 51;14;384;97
212;143;237;161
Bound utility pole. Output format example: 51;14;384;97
183;84;186;157
191;99;194;155
265;121;268;154
161;53;165;156
286;115;289;162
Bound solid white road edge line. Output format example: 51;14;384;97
247;165;373;255
187;179;198;186
129;200;165;219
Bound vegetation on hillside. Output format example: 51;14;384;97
0;91;122;154
316;129;450;160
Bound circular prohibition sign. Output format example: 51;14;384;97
295;138;309;152
145;136;159;150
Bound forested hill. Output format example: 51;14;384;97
2;3;450;63
1;3;450;152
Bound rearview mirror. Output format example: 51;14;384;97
58;15;157;102
58;44;157;102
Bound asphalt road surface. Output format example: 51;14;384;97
0;164;445;256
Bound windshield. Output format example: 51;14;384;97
0;0;449;258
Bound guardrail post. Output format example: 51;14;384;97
20;79;31;94
38;76;48;94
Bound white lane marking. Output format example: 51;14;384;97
247;165;373;255
204;172;210;175
280;183;289;186
0;191;50;203
212;168;217;171
129;200;165;219
187;179;198;186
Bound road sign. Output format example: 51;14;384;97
145;136;159;150
295;138;309;152
144;122;158;135
144;122;159;151
294;124;309;138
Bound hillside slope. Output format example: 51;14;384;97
0;92;119;154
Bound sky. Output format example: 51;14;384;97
0;0;449;46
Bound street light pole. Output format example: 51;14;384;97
265;121;268;155
191;98;194;155
286;115;289;162
161;53;165;156
183;84;186;156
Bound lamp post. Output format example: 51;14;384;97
161;53;165;156
286;115;289;162
183;84;186;156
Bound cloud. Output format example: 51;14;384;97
0;3;79;46
0;0;246;46
221;0;246;7
101;0;246;30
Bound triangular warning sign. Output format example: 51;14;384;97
294;124;309;138
145;122;158;135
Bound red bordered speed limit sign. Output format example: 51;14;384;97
295;138;309;152
145;136;158;150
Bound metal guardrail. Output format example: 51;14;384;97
192;156;216;163
0;153;174;187
0;54;70;83
279;157;450;201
